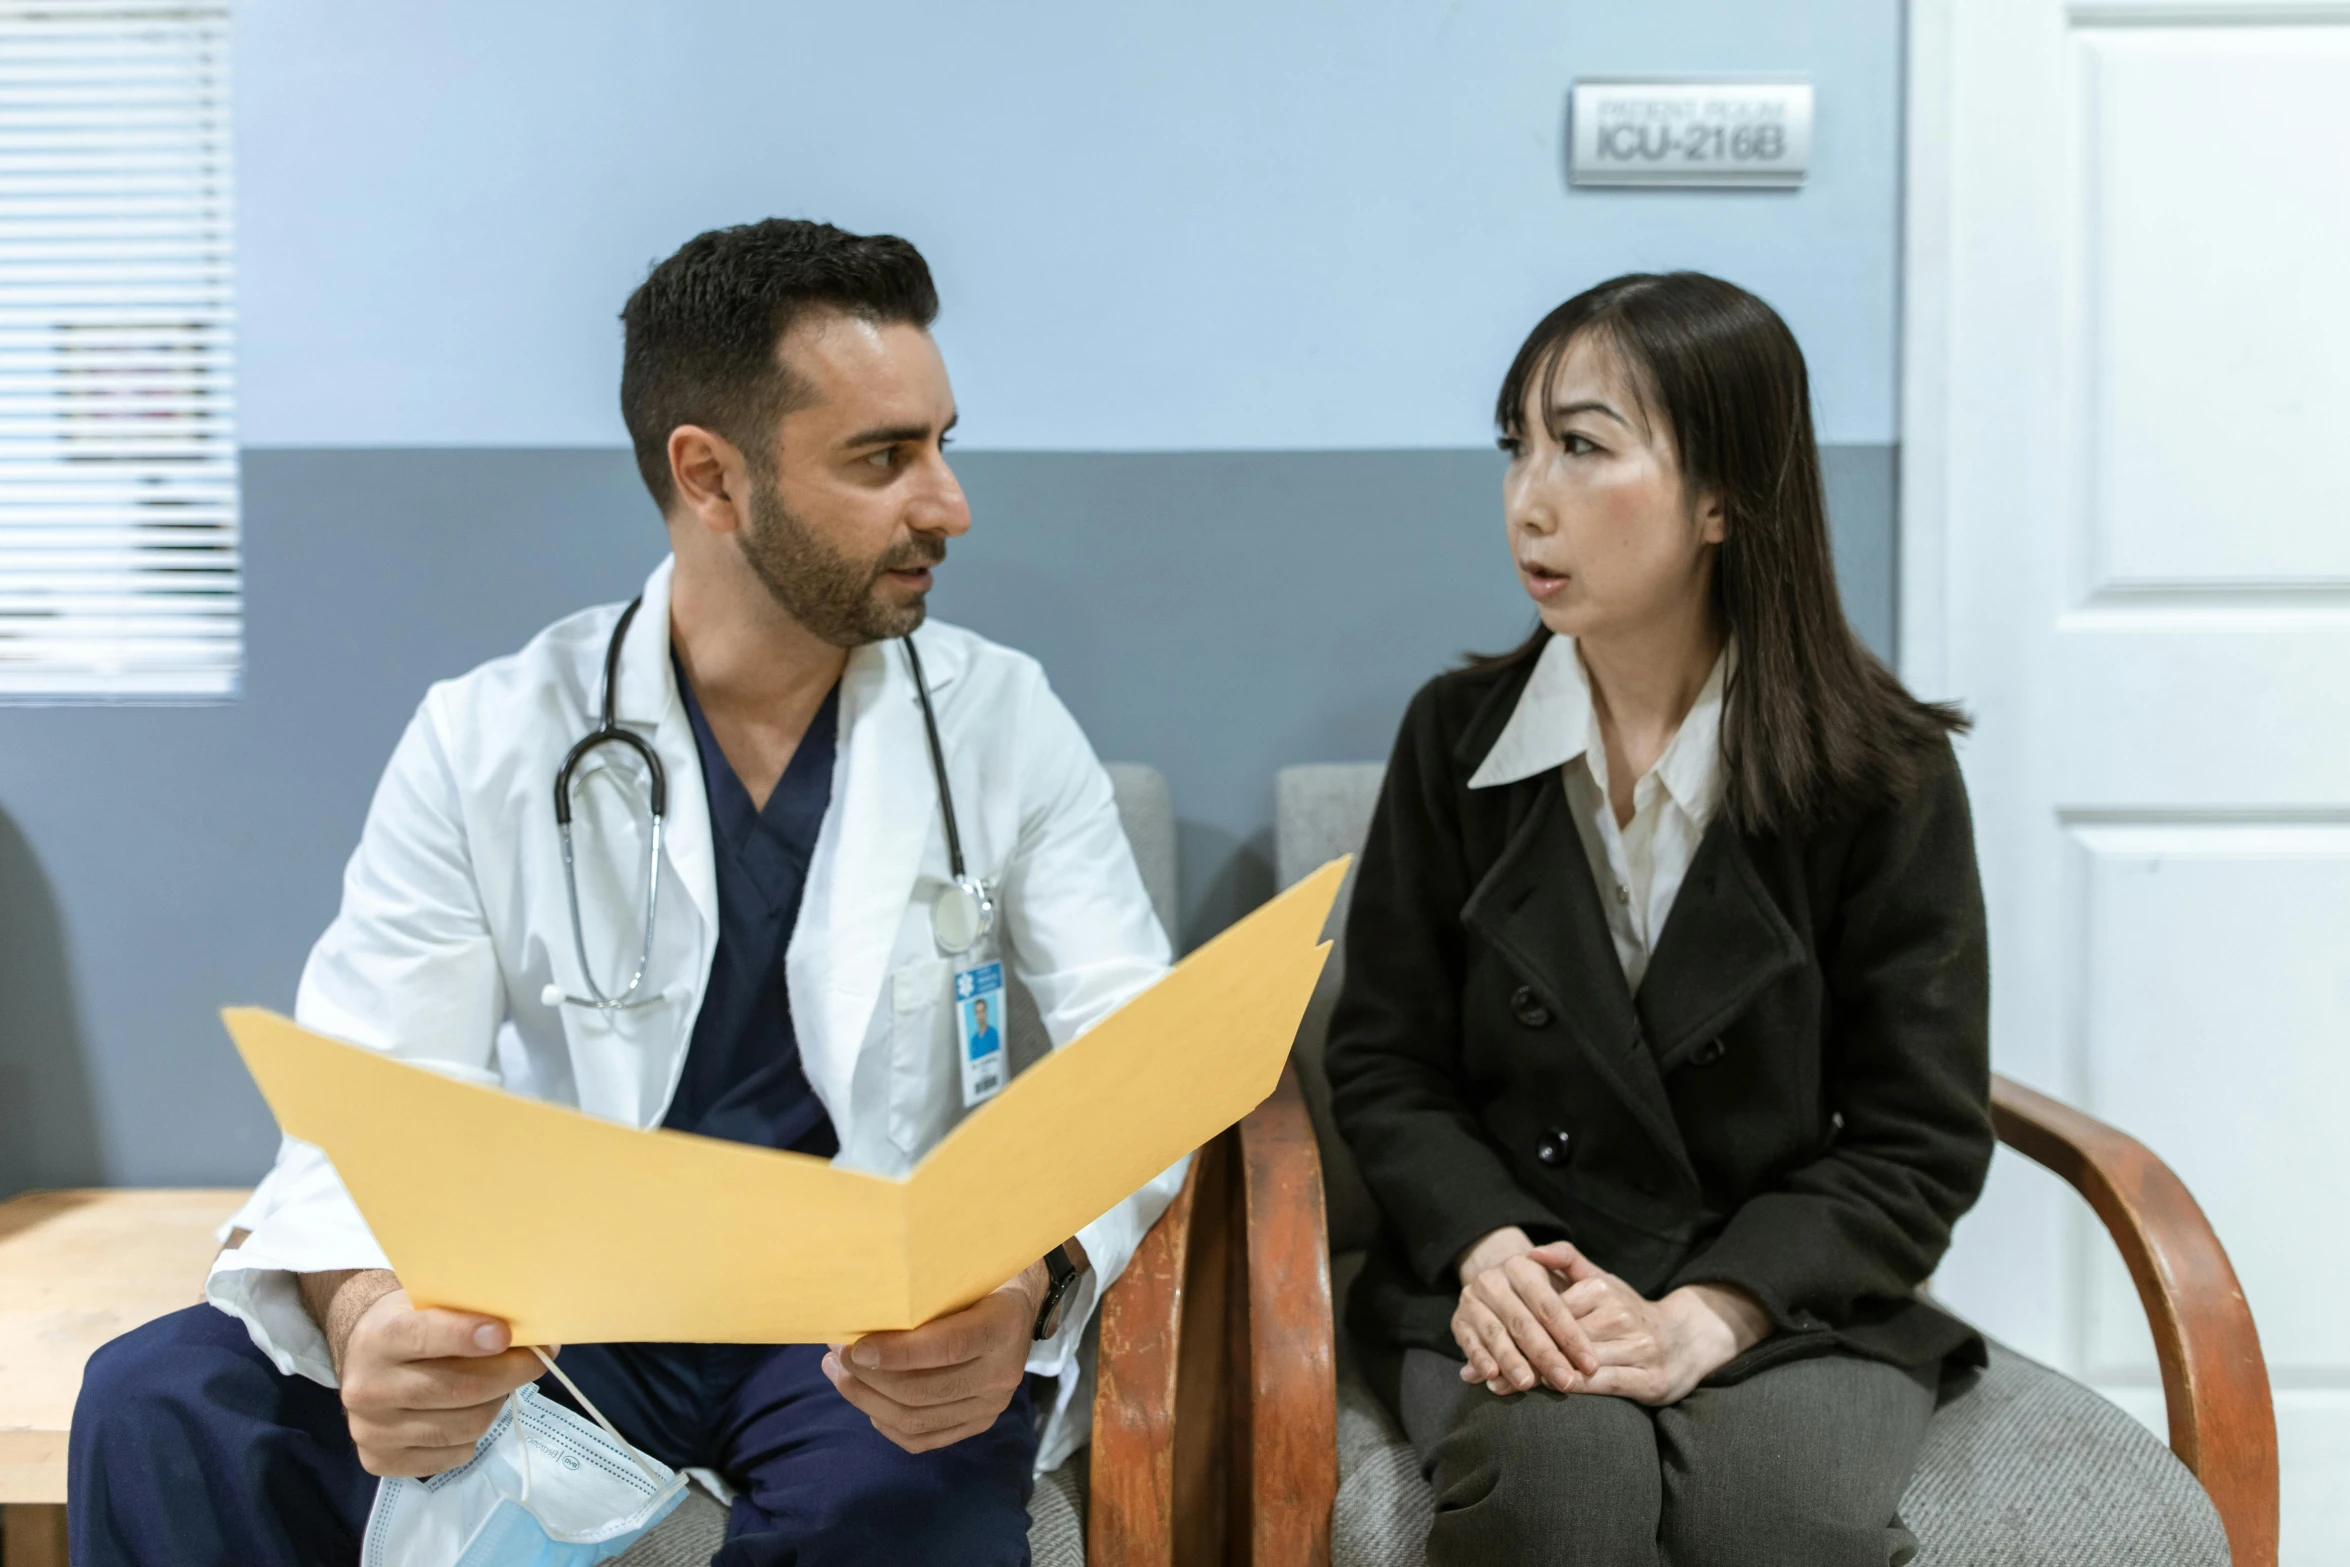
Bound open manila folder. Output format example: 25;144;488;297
223;857;1348;1346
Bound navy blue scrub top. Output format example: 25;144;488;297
662;655;841;1159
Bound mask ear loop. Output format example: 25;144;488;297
505;1388;533;1506
528;1346;665;1484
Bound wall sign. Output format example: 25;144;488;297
1569;79;1812;189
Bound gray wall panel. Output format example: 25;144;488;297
0;444;1892;1190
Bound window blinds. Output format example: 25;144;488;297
0;0;237;701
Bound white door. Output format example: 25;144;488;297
1904;0;2350;1560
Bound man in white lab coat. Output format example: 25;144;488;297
68;221;1181;1567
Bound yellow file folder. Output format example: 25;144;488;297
225;857;1347;1346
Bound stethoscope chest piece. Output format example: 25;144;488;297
932;875;996;956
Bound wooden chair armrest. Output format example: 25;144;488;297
1990;1072;2278;1567
1235;1061;1337;1567
1091;1131;1235;1566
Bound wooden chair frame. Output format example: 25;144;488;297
1231;1066;2281;1567
1090;1129;1237;1565
1988;1076;2278;1567
1088;1096;1339;1567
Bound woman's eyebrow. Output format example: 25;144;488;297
1551;399;1631;429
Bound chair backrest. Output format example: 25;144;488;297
1004;762;1179;1077
1273;762;1388;1257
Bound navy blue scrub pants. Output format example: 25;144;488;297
67;1304;1038;1567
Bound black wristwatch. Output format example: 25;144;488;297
1031;1242;1084;1341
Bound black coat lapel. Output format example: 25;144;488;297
1461;778;1692;1174
1638;822;1806;1074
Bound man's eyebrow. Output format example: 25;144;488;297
839;419;943;450
1552;399;1632;429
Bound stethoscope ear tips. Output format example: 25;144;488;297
541;983;567;1009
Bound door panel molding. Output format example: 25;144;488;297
2070;1;2350;25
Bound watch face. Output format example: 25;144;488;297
1034;1248;1080;1340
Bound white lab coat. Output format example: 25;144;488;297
207;557;1181;1472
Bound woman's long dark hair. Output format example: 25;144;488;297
1481;272;1964;836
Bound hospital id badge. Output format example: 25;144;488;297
955;959;1008;1108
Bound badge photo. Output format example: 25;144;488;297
956;960;1008;1107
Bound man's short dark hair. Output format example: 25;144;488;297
619;219;938;510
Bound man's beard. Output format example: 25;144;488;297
737;478;944;648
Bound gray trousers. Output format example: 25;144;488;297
1394;1347;1938;1567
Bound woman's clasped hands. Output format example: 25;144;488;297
1450;1226;1772;1407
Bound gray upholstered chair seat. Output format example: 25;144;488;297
617;1460;1088;1566
1900;1345;2226;1566
1325;1329;2228;1567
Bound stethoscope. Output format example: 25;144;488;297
545;597;991;1012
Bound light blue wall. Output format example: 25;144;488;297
234;0;1903;449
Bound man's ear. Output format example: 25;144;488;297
667;425;750;536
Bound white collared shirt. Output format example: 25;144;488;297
1467;635;1731;992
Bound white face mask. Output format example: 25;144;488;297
361;1352;688;1567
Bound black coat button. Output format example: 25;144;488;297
1511;986;1551;1027
1535;1141;1560;1165
1692;1037;1727;1066
1535;1126;1571;1166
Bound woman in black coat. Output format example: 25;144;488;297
1325;273;1993;1567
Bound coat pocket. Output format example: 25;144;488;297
886;957;956;1154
